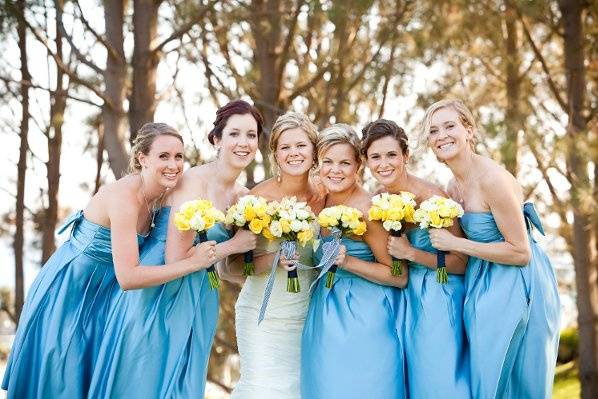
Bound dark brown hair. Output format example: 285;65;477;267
361;119;409;157
207;99;264;145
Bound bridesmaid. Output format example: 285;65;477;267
421;99;560;398
362;119;470;398
301;124;408;399
2;123;216;399
222;112;325;398
88;100;262;398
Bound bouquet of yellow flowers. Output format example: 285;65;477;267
174;199;226;289
368;192;417;276
413;195;464;284
263;197;316;293
317;205;367;288
225;195;271;276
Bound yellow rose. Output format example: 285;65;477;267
280;218;291;233
368;206;383;221
353;221;367;236
261;214;271;226
255;204;268;218
173;213;191;231
430;213;443;228
387;208;404;221
262;226;275;240
244;206;256;221
297;229;314;246
249;218;263;234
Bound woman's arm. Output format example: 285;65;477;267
339;216;408;288
108;194;217;290
388;223;468;274
429;171;531;266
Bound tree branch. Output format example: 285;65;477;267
518;13;568;111
276;0;305;92
73;0;121;61
153;0;218;54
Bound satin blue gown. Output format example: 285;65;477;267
403;228;471;398
2;211;145;399
301;237;407;399
460;203;560;399
88;207;227;399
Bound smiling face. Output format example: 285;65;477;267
138;135;184;189
427;107;474;161
214;113;259;169
319;143;360;193
365;135;407;187
274;127;315;177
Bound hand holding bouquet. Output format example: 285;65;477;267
264;197;316;293
317;205;367;288
225;195;271;276
174;199;226;289
368;192;416;276
413;195;464;284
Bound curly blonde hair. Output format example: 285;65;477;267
269;112;319;175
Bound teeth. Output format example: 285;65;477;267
235;152;249;156
378;170;393;176
438;143;453;150
288;160;303;165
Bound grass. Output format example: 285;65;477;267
553;361;581;399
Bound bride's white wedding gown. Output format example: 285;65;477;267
232;236;316;398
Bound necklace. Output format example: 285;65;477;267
140;173;158;228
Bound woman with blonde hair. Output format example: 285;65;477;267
422;99;560;398
87;100;264;399
301;123;408;399
223;111;325;398
2;123;215;398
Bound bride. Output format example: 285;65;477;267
221;112;325;398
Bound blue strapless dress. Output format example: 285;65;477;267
403;228;470;398
2;211;144;398
460;203;560;399
301;237;407;399
88;207;228;399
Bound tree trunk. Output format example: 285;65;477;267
95;121;105;194
502;0;521;176
13;0;30;322
42;0;66;264
558;0;598;397
129;0;161;143
102;0;129;178
250;0;284;177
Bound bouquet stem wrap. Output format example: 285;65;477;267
390;229;405;276
258;240;299;324
198;231;221;289
436;249;448;284
243;250;254;277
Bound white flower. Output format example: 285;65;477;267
269;220;283;237
290;219;304;233
189;214;206;231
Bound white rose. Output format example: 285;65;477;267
269;220;283;237
290;219;304;232
189;214;206;231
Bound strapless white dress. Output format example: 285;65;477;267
232;236;316;399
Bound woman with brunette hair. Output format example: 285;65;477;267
421;99;559;398
223;112;325;399
88;100;263;398
3;123;215;398
362;119;470;398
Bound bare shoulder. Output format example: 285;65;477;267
233;184;250;201
167;164;208;204
412;175;446;202
352;187;374;215
477;156;522;202
249;178;277;200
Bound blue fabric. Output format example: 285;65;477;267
403;228;471;398
2;211;145;399
88;207;227;399
301;237;407;399
460;203;560;399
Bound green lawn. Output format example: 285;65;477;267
553;361;581;399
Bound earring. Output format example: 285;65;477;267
216;147;221;157
276;172;282;183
